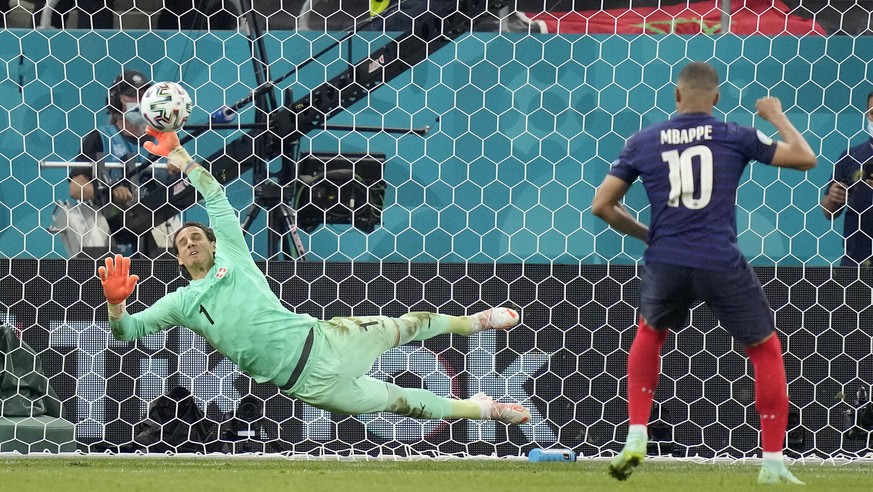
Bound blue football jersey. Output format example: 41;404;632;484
609;113;778;271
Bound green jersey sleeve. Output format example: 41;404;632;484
188;165;251;262
110;292;185;341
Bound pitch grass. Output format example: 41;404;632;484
2;457;873;492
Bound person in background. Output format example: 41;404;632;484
821;91;873;266
69;69;179;258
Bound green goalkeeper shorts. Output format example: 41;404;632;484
287;313;449;415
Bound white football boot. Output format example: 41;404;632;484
470;392;531;425
470;307;519;333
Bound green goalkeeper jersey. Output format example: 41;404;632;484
109;166;317;387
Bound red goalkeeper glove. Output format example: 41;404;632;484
143;126;180;157
143;127;192;172
98;254;139;305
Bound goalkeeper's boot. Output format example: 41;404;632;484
757;460;805;485
471;307;519;333
608;431;647;481
470;392;530;424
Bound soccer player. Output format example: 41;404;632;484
97;127;530;426
592;62;816;485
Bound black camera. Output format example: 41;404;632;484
217;395;275;453
841;386;873;441
295;152;385;233
236;397;263;423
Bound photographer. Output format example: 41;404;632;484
69;70;179;258
822;91;873;267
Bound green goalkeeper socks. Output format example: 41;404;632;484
450;399;486;419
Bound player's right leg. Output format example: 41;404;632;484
322;307;519;357
388;307;519;340
609;317;665;481
610;263;690;481
746;334;803;485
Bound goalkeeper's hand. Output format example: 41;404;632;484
143;126;179;156
98;254;139;305
143;127;190;172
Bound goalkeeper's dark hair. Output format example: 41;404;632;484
173;221;216;280
677;62;720;94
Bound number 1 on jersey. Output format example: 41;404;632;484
662;145;713;209
199;304;215;325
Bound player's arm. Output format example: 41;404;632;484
109;293;184;341
98;254;183;340
755;97;817;170
592;174;648;243
821;153;852;219
143;127;248;253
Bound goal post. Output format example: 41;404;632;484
1;2;872;457
2;260;872;457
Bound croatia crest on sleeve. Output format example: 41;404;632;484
215;267;227;278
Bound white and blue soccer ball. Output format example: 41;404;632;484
140;81;192;132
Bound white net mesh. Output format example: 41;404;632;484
1;0;873;457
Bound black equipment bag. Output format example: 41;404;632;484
130;386;215;453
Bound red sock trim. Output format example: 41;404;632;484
627;317;668;426
746;334;789;453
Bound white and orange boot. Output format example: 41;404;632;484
470;392;531;424
470;307;519;333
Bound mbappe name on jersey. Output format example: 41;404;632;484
660;125;713;145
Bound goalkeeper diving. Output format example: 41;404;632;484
98;127;530;424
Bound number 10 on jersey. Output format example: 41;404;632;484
663;145;713;210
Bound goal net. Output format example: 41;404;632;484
1;0;872;458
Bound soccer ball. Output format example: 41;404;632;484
140;81;192;132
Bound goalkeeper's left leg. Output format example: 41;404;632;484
295;374;529;423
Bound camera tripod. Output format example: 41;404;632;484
240;174;307;261
177;0;430;261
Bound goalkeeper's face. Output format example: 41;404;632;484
175;226;217;271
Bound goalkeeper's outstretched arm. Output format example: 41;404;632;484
98;129;201;338
98;254;183;340
144;128;248;254
100;128;248;341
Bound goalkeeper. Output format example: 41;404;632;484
97;127;530;425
